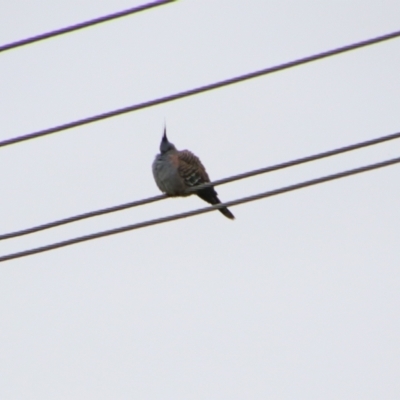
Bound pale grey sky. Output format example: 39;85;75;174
0;1;400;398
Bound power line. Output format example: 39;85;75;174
1;130;399;241
0;194;166;240
1;29;399;148
1;156;399;263
0;1;177;53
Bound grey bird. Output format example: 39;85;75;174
152;127;235;220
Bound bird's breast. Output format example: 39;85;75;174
152;155;187;196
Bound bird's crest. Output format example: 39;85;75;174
160;124;176;153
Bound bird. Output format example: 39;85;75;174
152;127;235;220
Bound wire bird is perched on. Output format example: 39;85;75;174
152;127;235;220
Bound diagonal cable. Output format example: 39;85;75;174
1;130;399;241
1;30;400;148
1;156;399;263
0;1;177;53
0;194;166;240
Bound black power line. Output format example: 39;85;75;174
0;194;166;240
1;130;399;241
1;156;399;263
1;30;400;148
0;1;177;53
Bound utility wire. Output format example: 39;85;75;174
0;1;177;53
1;156;399;263
1;130;399;241
1;29;400;148
0;194;166;240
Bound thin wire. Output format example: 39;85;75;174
1;29;400;148
1;156;399;263
1;130;399;241
0;194;166;240
0;1;177;53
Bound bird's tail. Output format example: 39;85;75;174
197;190;235;220
217;204;235;220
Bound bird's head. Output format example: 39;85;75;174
160;125;176;154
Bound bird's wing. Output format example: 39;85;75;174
177;150;210;187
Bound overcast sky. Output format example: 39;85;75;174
1;1;400;398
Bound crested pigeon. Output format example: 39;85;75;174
152;127;235;220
